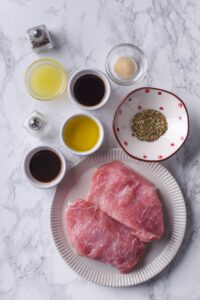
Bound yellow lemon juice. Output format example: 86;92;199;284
63;115;100;152
27;59;66;100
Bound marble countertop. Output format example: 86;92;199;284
0;0;200;299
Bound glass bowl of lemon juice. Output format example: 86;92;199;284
25;58;68;101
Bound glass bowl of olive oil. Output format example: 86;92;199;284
61;113;104;155
25;58;68;101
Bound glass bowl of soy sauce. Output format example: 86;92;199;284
68;69;111;110
24;146;67;188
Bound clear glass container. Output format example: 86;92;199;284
105;43;148;86
23;110;49;137
27;24;53;53
25;58;68;101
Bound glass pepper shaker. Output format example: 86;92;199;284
27;24;53;53
24;110;48;137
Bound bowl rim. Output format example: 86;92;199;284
24;145;67;188
25;57;68;101
67;68;111;111
105;43;148;86
60;112;105;155
113;87;190;162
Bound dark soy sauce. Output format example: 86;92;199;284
73;74;105;106
29;150;61;182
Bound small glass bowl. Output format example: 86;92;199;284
105;43;148;86
25;58;68;101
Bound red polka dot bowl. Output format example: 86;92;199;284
113;87;189;162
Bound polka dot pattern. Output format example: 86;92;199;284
113;87;189;161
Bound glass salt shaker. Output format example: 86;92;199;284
24;110;48;138
27;24;53;53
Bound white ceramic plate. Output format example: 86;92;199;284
51;149;186;287
113;87;189;162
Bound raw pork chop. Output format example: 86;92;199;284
66;199;146;273
87;161;164;242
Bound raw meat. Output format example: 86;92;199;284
66;199;146;273
87;161;164;242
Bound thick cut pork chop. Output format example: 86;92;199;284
66;199;146;273
87;161;164;242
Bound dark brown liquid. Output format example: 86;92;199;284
29;150;61;183
73;74;105;106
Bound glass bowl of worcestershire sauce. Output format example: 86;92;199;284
68;69;111;110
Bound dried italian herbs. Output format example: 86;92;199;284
131;109;168;142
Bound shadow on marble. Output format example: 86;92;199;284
184;118;200;161
50;32;65;50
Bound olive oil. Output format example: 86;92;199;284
63;115;100;152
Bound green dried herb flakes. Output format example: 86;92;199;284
131;109;168;142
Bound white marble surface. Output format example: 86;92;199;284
0;0;200;299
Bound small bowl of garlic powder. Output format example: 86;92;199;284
105;43;148;86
